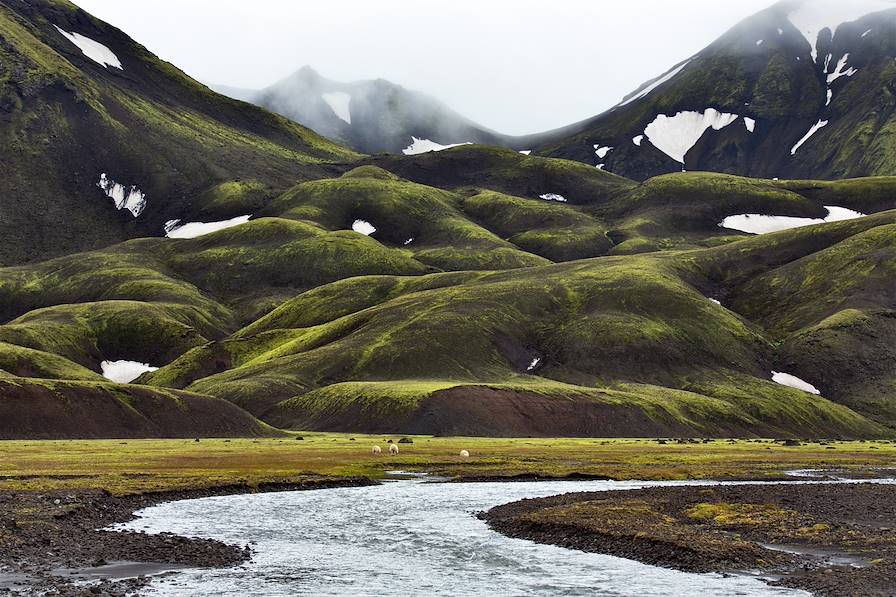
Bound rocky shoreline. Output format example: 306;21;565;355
0;478;376;596
483;482;896;597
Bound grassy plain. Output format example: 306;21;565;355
1;435;894;495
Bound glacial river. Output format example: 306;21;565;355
112;477;833;596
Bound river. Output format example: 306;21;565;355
113;477;822;596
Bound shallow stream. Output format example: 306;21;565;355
116;478;823;596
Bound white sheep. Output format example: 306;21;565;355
389;444;399;455
459;449;470;458
372;445;382;455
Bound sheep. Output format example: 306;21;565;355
372;445;382;455
389;444;400;455
459;449;470;458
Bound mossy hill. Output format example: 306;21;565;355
2;2;895;439
0;0;356;265
528;2;896;181
1;142;894;438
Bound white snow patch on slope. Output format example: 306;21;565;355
322;92;352;124
744;117;756;132
402;137;472;155
101;360;158;384
539;193;567;203
719;206;865;234
527;357;542;372
756;39;764;45
786;0;895;62
594;145;613;159
643;109;740;164
791;119;829;155
519;150;532;155
772;371;821;395
97;174;145;217
617;60;691;107
862;28;874;37
352;219;376;236
826;54;858;84
54;26;122;69
166;215;251;238
632;135;644;146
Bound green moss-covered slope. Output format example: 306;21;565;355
2;1;896;440
2;160;895;438
528;4;896;182
0;0;357;265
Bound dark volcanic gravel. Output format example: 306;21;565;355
484;483;896;597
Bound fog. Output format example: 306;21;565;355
72;0;775;135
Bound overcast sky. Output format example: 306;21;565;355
72;0;775;135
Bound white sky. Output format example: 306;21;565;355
72;0;775;135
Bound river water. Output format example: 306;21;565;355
113;477;823;596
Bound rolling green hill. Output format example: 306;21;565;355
1;1;895;439
1;142;893;438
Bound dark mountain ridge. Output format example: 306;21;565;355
216;66;531;155
0;0;356;265
531;0;896;180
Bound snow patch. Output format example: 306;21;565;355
709;298;722;306
719;205;865;234
527;357;542;372
352;219;376;236
756;39;764;45
539;193;567;203
618;60;691;107
596;164;605;170
322;92;352;124
54;26;122;69
791;119;829;155
643;109;740;164
594;145;613;159
778;28;784;35
632;135;644;146
744;117;756;133
402;137;471;155
403;238;414;245
772;371;821;395
826;54;858;84
519;150;532;155
786;0;894;62
97;174;145;217
101;360;158;384
862;28;873;37
166;215;252;238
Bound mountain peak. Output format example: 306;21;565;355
294;64;322;80
774;0;896;60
